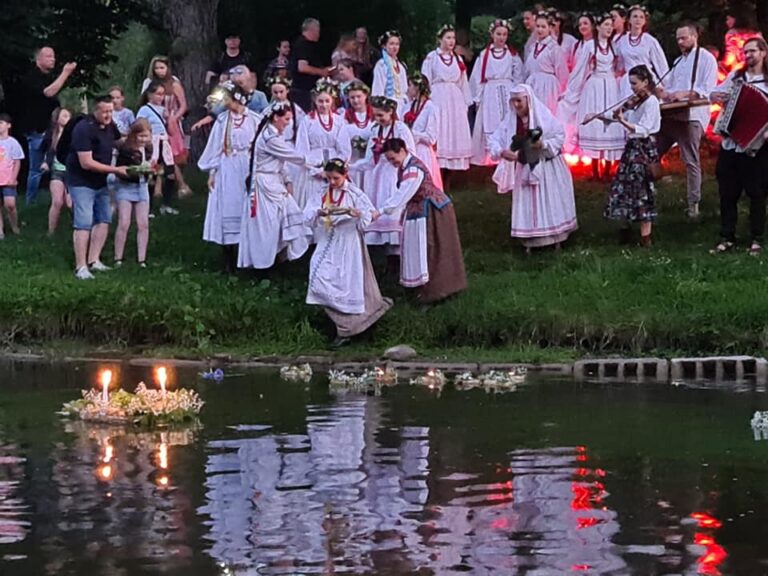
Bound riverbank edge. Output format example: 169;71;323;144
4;351;766;384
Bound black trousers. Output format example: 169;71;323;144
716;145;768;243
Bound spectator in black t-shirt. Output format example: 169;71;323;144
66;95;126;280
17;47;77;206
206;33;252;89
290;18;333;111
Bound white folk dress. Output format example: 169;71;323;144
372;57;409;118
293;111;351;210
350;121;416;246
559;33;579;71
490;84;578;247
421;49;473;170
524;36;569;115
304;181;393;337
343;108;376;190
199;110;261;246
559;40;625;160
615;33;669;98
238;124;310;269
469;45;525;166
406;99;444;190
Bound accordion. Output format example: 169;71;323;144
714;79;768;154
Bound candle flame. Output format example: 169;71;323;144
157;475;169;487
99;464;113;480
103;443;114;464
100;369;113;388
156;366;168;388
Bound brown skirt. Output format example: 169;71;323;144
325;241;393;338
418;203;467;304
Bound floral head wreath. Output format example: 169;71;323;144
595;12;613;25
536;11;555;24
627;4;649;15
323;158;348;172
578;11;596;23
343;80;370;95
265;76;292;90
611;3;628;13
312;77;339;98
206;80;247;110
370;95;397;111
436;24;455;39
267;100;292;117
378;30;401;47
488;18;512;35
408;72;431;97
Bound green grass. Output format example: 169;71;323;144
3;149;768;362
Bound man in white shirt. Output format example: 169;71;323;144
657;23;718;218
710;37;768;255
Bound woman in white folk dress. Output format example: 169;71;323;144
342;81;376;190
238;102;311;269
489;84;578;252
614;4;668;98
572;13;596;73
421;24;473;176
403;73;443;190
611;4;628;44
350;96;416;248
552;10;579;71
198;82;261;273
469;18;524;166
305;159;392;348
267;77;305;196
574;13;626;179
293;78;351;211
524;12;569;115
372;30;409;118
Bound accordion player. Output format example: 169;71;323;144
714;78;768;155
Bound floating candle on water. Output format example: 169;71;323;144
156;366;168;397
100;370;113;405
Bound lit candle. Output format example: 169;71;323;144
156;366;168;397
100;370;113;405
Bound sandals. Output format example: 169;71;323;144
709;241;735;255
748;242;762;256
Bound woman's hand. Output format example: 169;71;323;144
349;208;361;218
41;162;50;173
501;150;518;161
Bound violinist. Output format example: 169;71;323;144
657;23;718;219
603;64;661;247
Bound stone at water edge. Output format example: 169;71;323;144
383;345;418;361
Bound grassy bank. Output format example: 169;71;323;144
2;152;767;362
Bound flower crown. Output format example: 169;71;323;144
324;158;348;172
265;76;292;90
595;12;613;24
266;100;292;118
627;4;649;15
313;77;339;98
488;19;512;35
370;95;397;110
206;81;247;109
408;72;431;96
437;24;455;38
343;80;370;95
611;3;628;12
378;30;401;47
536;11;555;24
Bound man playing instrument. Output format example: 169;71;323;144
657;22;717;218
710;37;768;256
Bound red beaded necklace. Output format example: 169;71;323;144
597;39;611;55
628;32;643;47
491;45;507;59
345;106;372;129
438;49;455;66
317;112;334;132
323;185;346;207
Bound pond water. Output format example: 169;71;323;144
0;360;766;575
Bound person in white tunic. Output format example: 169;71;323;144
342;81;376;190
403;73;443;189
489;84;578;251
350;96;416;247
552;11;579;71
238;102;311;269
421;25;473;173
559;13;626;179
198;82;262;273
470;19;525;166
372;31;409;118
656;22;718;218
293;78;351;210
522;9;538;60
610;4;628;43
267;77;305;145
614;6;669;98
524;13;569;115
572;12;596;66
305;159;392;347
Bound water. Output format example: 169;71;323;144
0;360;767;575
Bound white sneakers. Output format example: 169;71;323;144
89;260;112;272
75;266;95;280
159;206;179;215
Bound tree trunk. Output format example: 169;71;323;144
156;0;220;163
455;0;473;32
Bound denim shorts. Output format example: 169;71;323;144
70;185;112;230
0;186;17;198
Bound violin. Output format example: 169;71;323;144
612;90;650;119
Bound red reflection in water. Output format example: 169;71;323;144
690;512;727;575
572;564;592;571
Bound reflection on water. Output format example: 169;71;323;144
1;364;768;575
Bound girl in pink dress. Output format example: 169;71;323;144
524;13;569;115
421;25;473;175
